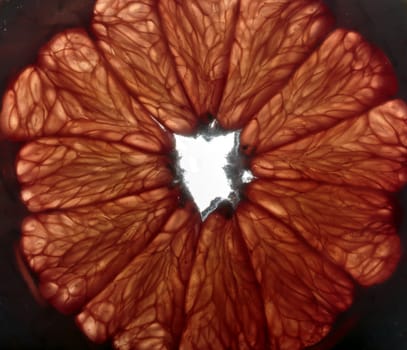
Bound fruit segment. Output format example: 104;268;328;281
0;29;173;153
240;29;397;154
92;0;197;134
159;0;239;118
17;137;173;212
237;202;353;350
251;100;407;192
180;209;266;350
21;187;178;314
246;180;401;286
217;0;333;129
76;203;200;348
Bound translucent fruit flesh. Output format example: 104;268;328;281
0;0;406;349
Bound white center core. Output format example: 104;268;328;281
175;133;236;214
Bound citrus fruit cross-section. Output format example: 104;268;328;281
1;0;406;349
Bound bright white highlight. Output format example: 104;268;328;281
242;169;254;183
175;133;235;214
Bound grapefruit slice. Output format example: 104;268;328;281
1;29;174;152
77;202;200;348
21;187;179;314
249;100;407;191
158;0;240;119
17;137;173;212
0;0;406;349
240;29;397;154
217;0;334;129
92;0;198;134
237;202;354;349
245;179;401;286
180;206;266;349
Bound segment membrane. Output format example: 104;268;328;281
17;137;173;211
21;187;179;314
217;0;334;129
159;0;239;118
246;179;401;285
76;203;200;347
180;210;266;349
241;29;397;154
93;0;197;134
0;29;173;152
237;202;354;350
251;100;407;192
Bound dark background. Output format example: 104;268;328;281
0;0;406;349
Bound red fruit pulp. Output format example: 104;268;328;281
0;1;406;350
